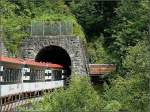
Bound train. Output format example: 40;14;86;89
0;56;67;105
0;56;116;110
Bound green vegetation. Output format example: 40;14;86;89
87;36;113;64
1;0;150;111
103;40;150;112
70;0;149;67
1;0;85;56
19;75;105;112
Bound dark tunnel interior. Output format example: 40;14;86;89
35;45;71;76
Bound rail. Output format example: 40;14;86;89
0;88;55;112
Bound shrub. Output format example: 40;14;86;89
22;74;104;112
103;41;150;112
104;100;121;112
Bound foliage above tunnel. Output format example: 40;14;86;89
32;15;85;42
0;0;85;57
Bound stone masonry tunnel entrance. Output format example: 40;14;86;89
35;45;71;76
21;36;88;75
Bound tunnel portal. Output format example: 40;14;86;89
21;36;88;75
35;45;71;76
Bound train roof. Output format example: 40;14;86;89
25;59;48;67
0;56;23;64
25;59;63;68
0;56;63;68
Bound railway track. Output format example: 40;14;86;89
0;89;54;112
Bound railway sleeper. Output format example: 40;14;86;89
1;89;55;106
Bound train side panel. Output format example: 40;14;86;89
0;80;64;97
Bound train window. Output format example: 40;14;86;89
23;71;30;82
45;69;52;82
62;75;64;79
62;70;64;74
61;70;64;79
30;69;45;82
52;70;62;81
1;68;22;84
0;75;3;82
0;70;3;76
0;66;3;71
45;69;52;75
25;76;30;79
45;75;52;81
0;70;3;82
22;67;30;75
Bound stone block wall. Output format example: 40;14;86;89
20;36;88;76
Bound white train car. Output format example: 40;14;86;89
0;56;65;98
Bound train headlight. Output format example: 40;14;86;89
0;66;3;72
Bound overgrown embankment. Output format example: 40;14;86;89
1;0;85;56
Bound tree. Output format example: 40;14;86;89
103;40;150;112
69;0;117;38
87;36;113;64
104;0;150;71
1;0;85;56
1;0;30;56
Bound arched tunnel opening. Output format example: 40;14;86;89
35;45;72;77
